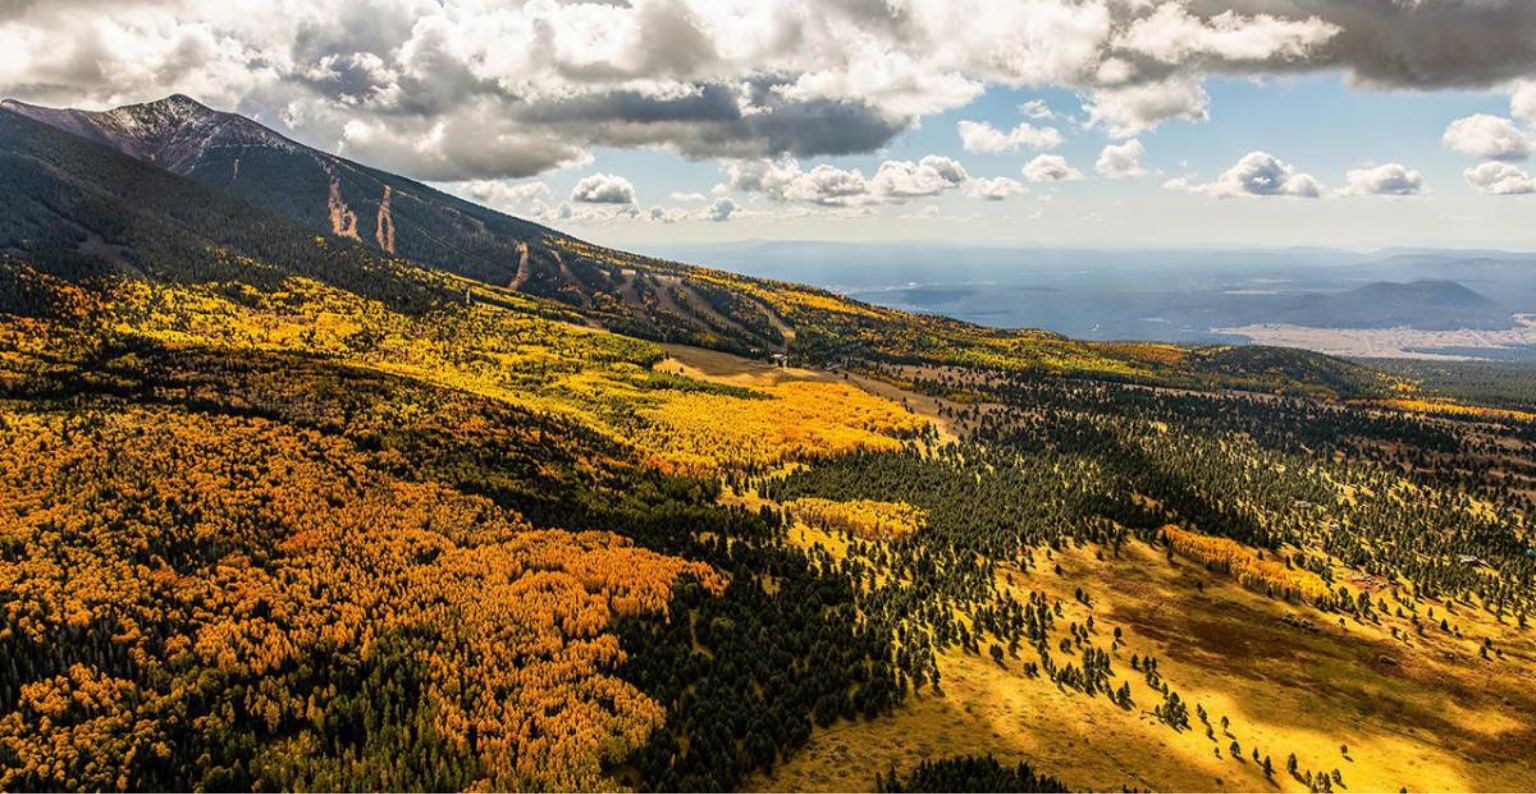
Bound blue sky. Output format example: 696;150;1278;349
447;73;1534;251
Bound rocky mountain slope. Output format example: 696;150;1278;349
1;94;298;173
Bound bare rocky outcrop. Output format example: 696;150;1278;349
318;159;360;241
375;185;396;253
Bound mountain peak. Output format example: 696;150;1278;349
163;92;206;107
2;93;294;173
115;93;218;124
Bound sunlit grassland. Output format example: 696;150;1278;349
757;538;1536;793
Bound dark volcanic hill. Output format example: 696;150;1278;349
1271;279;1508;330
1348;279;1490;307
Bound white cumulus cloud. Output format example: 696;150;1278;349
870;155;970;198
957;120;1063;153
1095;139;1145;179
717;154;975;206
1464;161;1536;194
571;173;638;204
457;179;552;210
1168;151;1322;198
1341;163;1425;196
1513;80;1536;124
967;176;1028;201
1022;154;1083;183
1115;4;1338;65
1443;114;1532;161
1084;76;1211;138
1018;99;1056;120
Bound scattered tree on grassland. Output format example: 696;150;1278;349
874;754;1070;793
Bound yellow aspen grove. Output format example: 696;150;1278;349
1161;525;1332;605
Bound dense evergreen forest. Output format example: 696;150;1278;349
1360;358;1536;413
768;364;1535;633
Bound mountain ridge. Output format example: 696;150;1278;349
0;93;1391;398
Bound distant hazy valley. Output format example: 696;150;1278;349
657;242;1536;360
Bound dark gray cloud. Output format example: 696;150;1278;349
514;81;907;160
1193;0;1536;89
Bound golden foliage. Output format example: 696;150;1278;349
787;497;927;540
771;289;889;320
0;267;931;787
1367;398;1536;424
1100;341;1191;367
1160;525;1331;606
639;381;926;476
0;407;723;791
48;275;930;477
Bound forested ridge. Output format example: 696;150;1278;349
753;362;1536;792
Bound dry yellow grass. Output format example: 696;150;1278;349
658;343;812;388
756;541;1536;793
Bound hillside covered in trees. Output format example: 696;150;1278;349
2;97;1535;793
